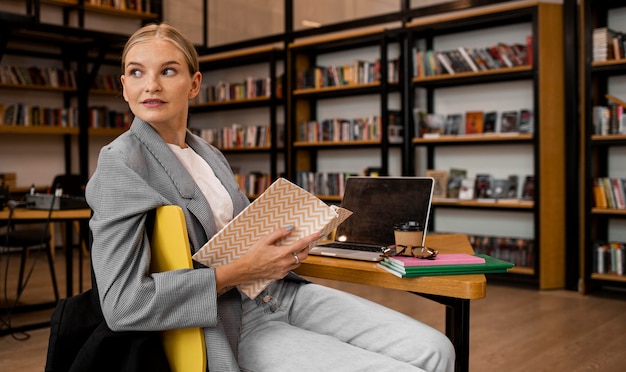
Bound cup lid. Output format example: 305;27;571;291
393;221;421;231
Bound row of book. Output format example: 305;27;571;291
594;241;626;276
192;124;284;150
232;172;272;196
415;108;533;137
191;76;283;105
296;58;399;90
0;103;78;128
466;234;534;268
0;65;77;89
592;177;626;209
88;106;133;129
87;0;151;13
592;27;626;62
91;74;123;93
298;115;384;143
295;171;359;197
413;38;532;78
592;102;626;135
427;168;534;202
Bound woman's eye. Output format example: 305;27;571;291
163;68;176;76
130;69;142;77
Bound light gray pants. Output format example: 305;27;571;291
238;280;455;372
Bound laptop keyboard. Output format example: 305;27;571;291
319;242;383;252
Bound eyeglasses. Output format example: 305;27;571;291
382;245;439;260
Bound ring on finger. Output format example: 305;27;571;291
292;253;300;265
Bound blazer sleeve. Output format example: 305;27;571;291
87;143;220;332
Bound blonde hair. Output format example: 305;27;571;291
121;23;199;75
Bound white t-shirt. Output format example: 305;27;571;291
168;144;233;230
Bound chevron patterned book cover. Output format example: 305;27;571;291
192;177;352;299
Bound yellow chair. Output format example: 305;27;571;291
150;205;207;372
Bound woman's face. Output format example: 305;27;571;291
121;38;201;129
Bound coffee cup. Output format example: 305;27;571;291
393;221;423;255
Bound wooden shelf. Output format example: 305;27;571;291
509;266;534;276
83;3;158;20
412;65;533;84
293;82;382;96
591;134;626;142
0;125;78;135
293;140;381;148
198;46;282;64
191;96;271;109
0;83;75;92
413;133;533;144
88;127;127;136
591;208;626;216
432;199;534;209
590;273;626;283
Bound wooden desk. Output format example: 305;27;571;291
0;207;91;298
294;233;485;372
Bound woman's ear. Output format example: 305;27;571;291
188;71;202;99
120;75;129;102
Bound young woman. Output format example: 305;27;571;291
86;23;455;372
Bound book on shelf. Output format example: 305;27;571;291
457;47;480;72
425;169;448;199
444;113;463;135
490;178;510;200
499;110;519;133
474;173;493;199
413;108;428;138
592;27;624;62
601;177;616;208
483;111;497;133
446;168;467;199
521;175;535;200
458;178;475;200
192;178;352;299
518;109;534;133
467;234;534;268
425;113;445;137
497;174;520;202
436;51;455;75
377;254;514;278
593;179;608;208
387;110;403;144
465;111;484;135
594;177;626;209
594;241;625;275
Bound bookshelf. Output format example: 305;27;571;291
406;1;565;289
287;27;403;200
580;0;626;292
189;46;286;197
0;2;160;187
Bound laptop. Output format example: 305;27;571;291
310;176;435;262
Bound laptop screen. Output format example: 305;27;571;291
335;177;434;247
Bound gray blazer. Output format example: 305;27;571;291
86;117;250;371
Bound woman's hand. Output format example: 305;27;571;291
214;226;320;293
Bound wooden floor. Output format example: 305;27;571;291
1;249;626;371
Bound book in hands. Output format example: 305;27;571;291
192;177;352;299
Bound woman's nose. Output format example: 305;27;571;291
144;73;161;92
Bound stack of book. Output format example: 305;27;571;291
377;253;514;278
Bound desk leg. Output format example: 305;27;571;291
415;293;470;372
64;222;73;298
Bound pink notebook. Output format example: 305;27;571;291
386;253;485;267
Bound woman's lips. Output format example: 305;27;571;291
142;99;165;107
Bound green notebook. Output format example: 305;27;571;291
377;254;514;277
